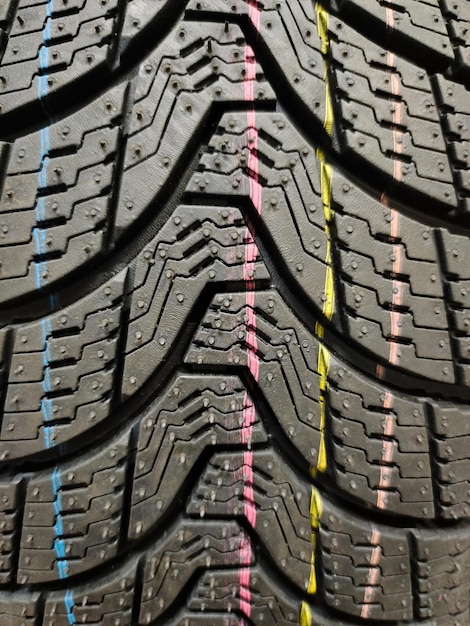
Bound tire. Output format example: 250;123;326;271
0;0;469;624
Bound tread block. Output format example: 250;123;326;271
430;402;470;518
116;20;275;235
0;480;21;584
0;84;127;303
44;562;137;626
334;171;470;384
434;76;470;211
329;358;470;520
188;111;331;311
3;270;126;459
318;495;413;621
18;430;130;583
413;526;470;619
0;591;38;626
187;0;326;126
334;0;453;71
187;449;312;592
329;19;456;209
441;0;470;77
438;227;470;383
185;291;324;467
121;204;270;397
139;520;251;624
328;360;435;517
188;565;301;625
332;174;455;384
311;489;470;622
0;0;120;118
130;374;268;538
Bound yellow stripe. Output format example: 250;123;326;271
316;3;329;55
314;3;335;475
315;158;334;473
301;8;335;624
300;488;322;621
300;603;312;626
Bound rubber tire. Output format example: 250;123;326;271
0;0;469;624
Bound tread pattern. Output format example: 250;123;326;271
0;85;127;303
186;291;325;468
0;0;121;118
189;110;470;386
186;288;470;521
315;492;470;623
121;204;270;397
0;19;274;306
328;17;456;207
3;271;126;458
0;480;21;585
1;1;470;624
187;449;311;592
19;430;129;583
116;20;275;236
130;374;269;537
185;564;301;626
333;0;454;71
44;563;137;626
187;0;470;219
8;443;470;625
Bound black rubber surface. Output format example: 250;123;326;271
1;0;470;624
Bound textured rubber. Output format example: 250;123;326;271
1;0;470;625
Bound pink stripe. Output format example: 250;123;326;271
376;399;395;509
385;6;403;181
386;43;403;182
389;211;403;356
364;10;404;616
243;450;257;527
248;1;261;32
376;211;403;504
239;8;261;618
360;528;382;618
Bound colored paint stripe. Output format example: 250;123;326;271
35;0;54;290
238;6;261;619
361;8;403;618
314;157;334;474
313;2;335;476
360;527;382;618
64;591;76;625
301;7;335;622
300;487;322;625
51;469;67;573
40;318;55;449
39;1;56;450
37;3;75;623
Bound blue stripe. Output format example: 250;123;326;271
51;467;76;624
38;4;75;623
40;318;53;437
51;471;76;623
34;0;53;290
64;591;76;625
40;321;54;475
